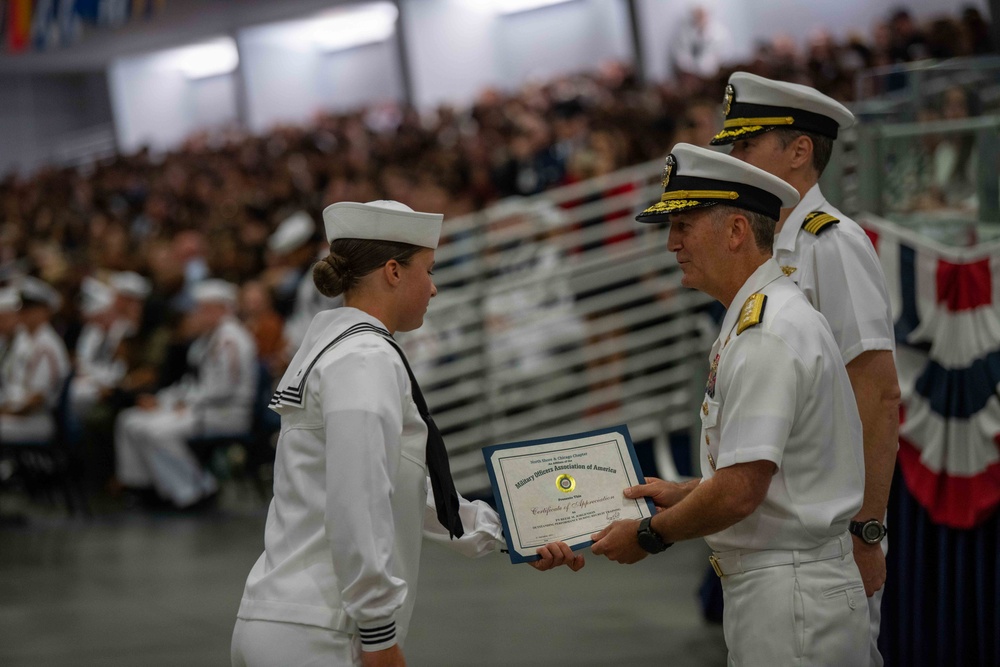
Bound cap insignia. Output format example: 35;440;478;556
662;154;676;189
723;84;735;117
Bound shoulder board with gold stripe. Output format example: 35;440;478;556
802;211;840;235
736;293;767;335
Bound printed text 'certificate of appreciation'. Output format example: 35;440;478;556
483;425;655;563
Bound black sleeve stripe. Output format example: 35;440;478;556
359;623;396;644
360;631;396;645
358;622;395;635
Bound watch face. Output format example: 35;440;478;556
862;522;883;543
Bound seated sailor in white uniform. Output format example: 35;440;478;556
109;271;151;337
113;279;257;508
79;272;153;494
233;200;583;667
0;287;23;403
70;277;124;417
0;277;71;443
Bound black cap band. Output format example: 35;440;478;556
711;102;840;146
636;174;783;224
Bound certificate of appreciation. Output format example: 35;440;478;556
482;425;655;563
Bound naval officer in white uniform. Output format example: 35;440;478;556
233;200;582;667
113;279;257;508
714;72;898;665
590;145;869;666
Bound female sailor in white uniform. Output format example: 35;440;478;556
233;200;582;667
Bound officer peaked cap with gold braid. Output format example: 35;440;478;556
636;143;799;224
711;72;856;146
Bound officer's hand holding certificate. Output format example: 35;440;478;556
483;425;655;563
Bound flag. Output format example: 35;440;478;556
5;0;32;52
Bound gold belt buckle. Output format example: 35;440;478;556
709;554;724;578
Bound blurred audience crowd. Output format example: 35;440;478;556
0;5;992;510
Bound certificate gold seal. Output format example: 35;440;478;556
556;473;576;493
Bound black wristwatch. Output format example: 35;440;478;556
637;517;672;554
849;519;887;545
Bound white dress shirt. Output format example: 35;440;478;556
701;259;865;552
774;184;895;364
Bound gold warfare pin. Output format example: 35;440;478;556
556;473;576;493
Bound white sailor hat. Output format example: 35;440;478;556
268;211;316;255
323;200;443;249
0;287;20;313
711;72;856;145
80;277;116;316
110;271;151;299
637;143;800;223
19;276;62;310
192;279;238;307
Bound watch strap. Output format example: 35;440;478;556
638;517;672;553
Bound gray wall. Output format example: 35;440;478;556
108;49;240;154
238;24;404;133
404;0;632;110
0;72;113;177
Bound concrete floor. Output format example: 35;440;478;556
0;490;727;667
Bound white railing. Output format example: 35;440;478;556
397;160;716;494
51;123;117;170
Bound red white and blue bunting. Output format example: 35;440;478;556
861;215;1000;529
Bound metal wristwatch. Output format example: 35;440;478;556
637;517;672;554
849;519;887;545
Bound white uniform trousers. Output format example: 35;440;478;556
717;534;869;667
231;619;361;667
868;586;884;666
0;413;55;443
114;406;218;507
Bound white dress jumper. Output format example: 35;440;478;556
233;308;503;666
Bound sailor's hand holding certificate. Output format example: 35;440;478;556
483;425;655;563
